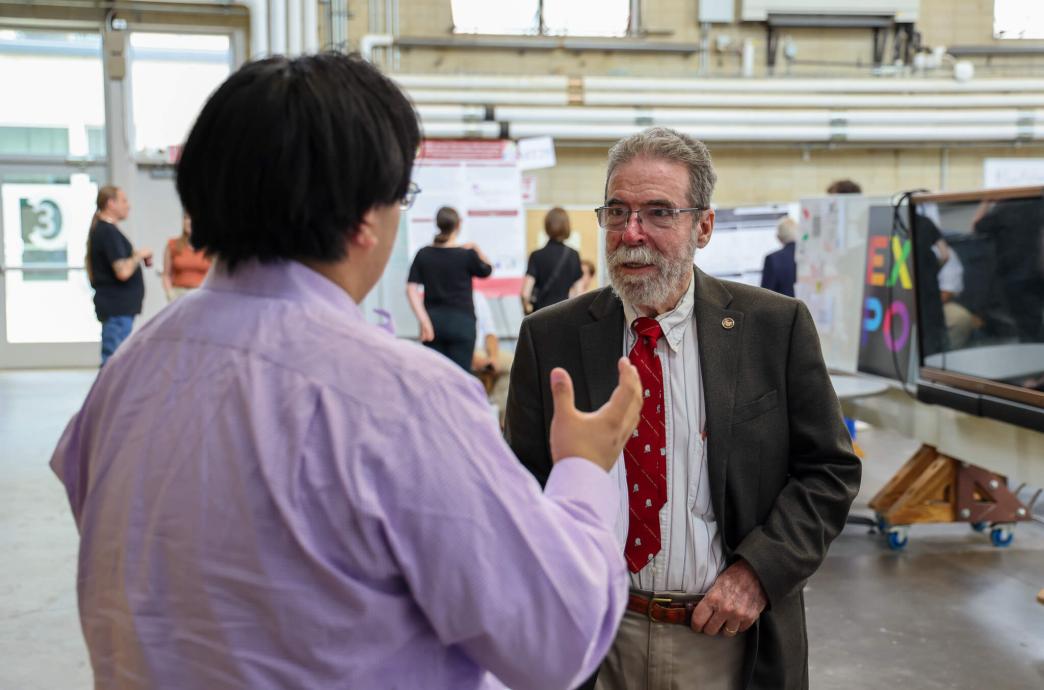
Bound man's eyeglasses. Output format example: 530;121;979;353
595;205;706;231
400;182;422;210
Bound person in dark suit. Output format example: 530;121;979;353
505;127;861;690
760;216;798;297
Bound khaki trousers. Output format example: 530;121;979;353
595;608;746;690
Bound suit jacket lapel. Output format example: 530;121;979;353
580;288;625;411
692;267;743;538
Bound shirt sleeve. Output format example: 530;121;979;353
469;249;493;278
525;250;539;280
95;225;129;266
359;374;627;690
49;377;104;527
406;251;423;284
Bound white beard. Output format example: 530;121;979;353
607;236;699;311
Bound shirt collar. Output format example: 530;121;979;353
622;271;696;353
203;258;364;322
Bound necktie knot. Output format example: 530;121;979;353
632;317;663;345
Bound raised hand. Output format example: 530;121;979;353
549;357;642;472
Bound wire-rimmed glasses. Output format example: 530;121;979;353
400;182;422;210
594;205;706;231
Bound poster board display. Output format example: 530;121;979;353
796;195;892;374
364;140;529;339
856;205;916;382
697;205;791;286
983;158;1044;189
407;140;526;281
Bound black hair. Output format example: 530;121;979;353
176;52;420;271
434;206;459;243
827;179;862;194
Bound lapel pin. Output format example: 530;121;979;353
722;317;735;330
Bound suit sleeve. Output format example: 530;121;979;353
732;301;861;606
504;316;554;487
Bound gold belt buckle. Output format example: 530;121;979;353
648;596;673;620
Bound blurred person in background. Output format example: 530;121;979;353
162;212;212;301
522;207;583;314
579;258;598;293
471;290;513;423
760;216;798;297
826;179;862;194
85;185;152;365
407;206;493;371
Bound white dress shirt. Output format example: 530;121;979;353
610;274;726;593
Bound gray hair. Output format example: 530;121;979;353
777;216;798;243
606;127;717;208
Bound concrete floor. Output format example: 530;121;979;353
2;369;1043;689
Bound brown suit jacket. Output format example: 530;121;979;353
504;267;861;690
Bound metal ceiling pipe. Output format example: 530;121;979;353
393;74;570;90
583;92;1044;108
413;120;1042;143
269;0;287;55
408;89;570;106
360;34;393;62
416;105;489;121
241;0;270;58
505;122;832;141
303;0;319;52
420;121;502;138
583;76;1044;93
288;0;302;55
492;106;1041;126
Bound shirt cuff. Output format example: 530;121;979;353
544;457;618;528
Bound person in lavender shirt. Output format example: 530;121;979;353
50;53;644;690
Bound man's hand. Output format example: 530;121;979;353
548;357;641;472
690;559;768;637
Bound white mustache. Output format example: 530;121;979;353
607;246;664;270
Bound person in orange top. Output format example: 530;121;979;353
162;213;212;301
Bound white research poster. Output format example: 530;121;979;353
406;140;525;280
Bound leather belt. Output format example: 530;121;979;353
627;590;704;627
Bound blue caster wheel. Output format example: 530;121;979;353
990;526;1014;548
971;521;988;533
876;514;888;531
886;527;909;551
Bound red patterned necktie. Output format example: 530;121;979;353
623;316;667;573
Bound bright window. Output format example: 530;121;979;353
452;0;630;37
129;32;232;154
0;30;105;157
995;0;1044;39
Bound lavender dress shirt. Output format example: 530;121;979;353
51;260;626;690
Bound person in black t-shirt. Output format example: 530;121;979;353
406;206;493;370
521;207;583;314
85;185;153;365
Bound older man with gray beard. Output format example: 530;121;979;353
505;127;860;690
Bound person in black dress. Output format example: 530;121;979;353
521;207;583;314
406;206;493;370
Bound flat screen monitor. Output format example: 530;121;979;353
909;186;1044;433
